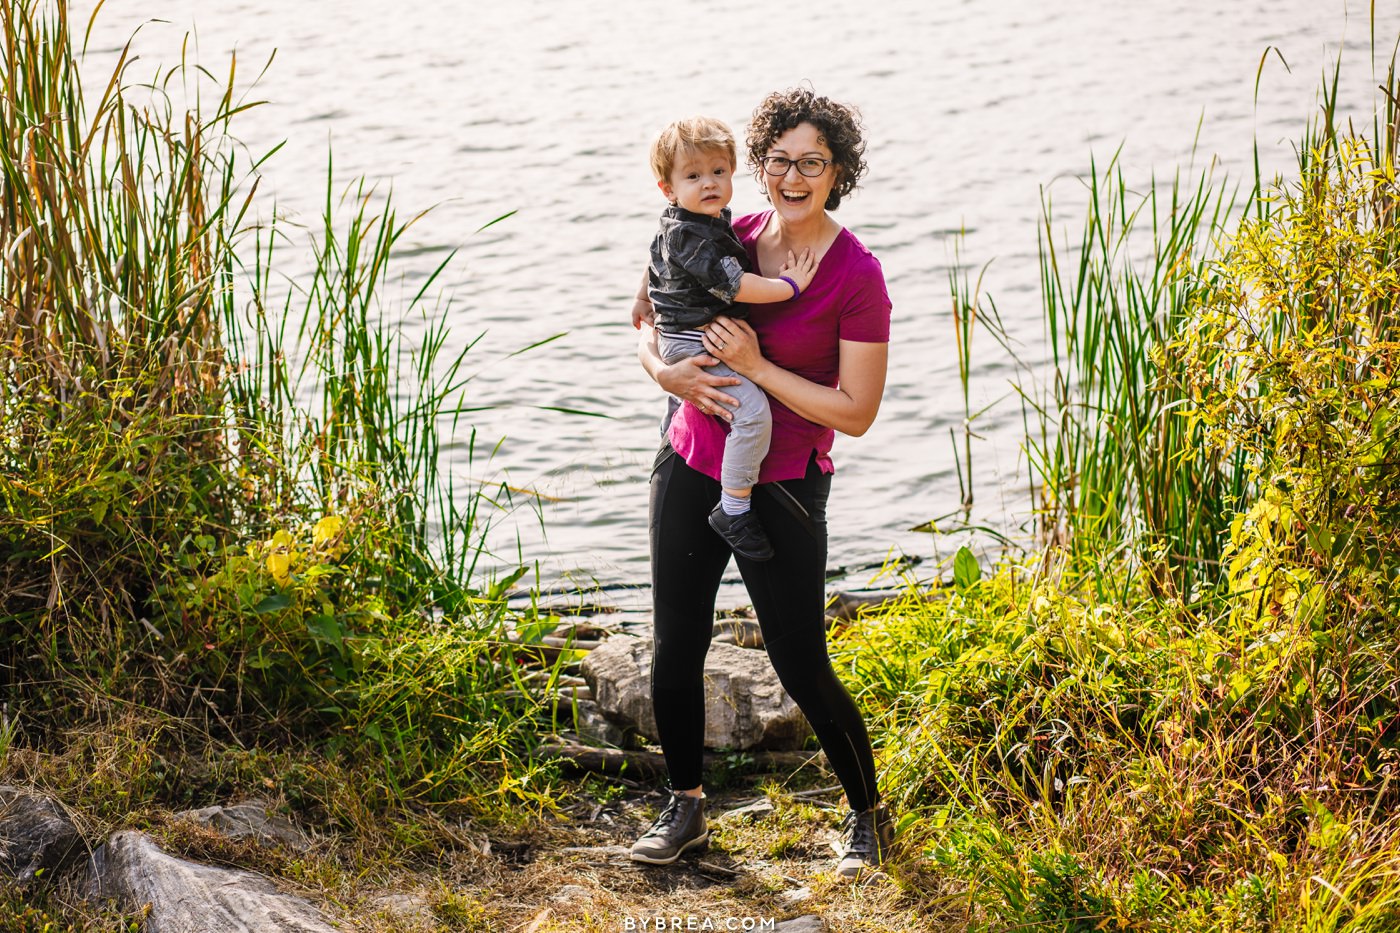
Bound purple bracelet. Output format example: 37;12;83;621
778;275;801;299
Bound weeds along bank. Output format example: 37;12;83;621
835;46;1400;932
0;0;562;821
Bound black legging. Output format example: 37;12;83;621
648;443;879;811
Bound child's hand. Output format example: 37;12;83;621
778;247;819;294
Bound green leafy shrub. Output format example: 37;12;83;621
1169;128;1400;785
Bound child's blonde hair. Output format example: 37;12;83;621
649;117;737;181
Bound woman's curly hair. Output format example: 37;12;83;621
746;88;868;211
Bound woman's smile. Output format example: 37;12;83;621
763;122;837;223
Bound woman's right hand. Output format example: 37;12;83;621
656;354;741;422
778;247;819;293
634;264;740;419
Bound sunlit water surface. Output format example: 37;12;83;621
73;1;1400;606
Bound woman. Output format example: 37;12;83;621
630;88;892;880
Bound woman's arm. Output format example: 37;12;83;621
701;316;888;437
634;283;742;419
631;269;654;329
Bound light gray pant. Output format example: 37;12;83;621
659;332;771;490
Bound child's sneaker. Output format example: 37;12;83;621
708;503;774;561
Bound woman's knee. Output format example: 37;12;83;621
764;630;835;690
650;624;712;683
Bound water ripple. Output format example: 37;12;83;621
70;0;1400;599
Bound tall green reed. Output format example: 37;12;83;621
1017;18;1400;603
946;238;990;516
230;164;513;620
1027;156;1249;600
0;0;248;664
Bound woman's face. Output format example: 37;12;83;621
761;121;837;224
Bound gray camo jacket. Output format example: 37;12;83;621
647;205;752;333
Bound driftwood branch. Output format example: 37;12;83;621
531;742;824;780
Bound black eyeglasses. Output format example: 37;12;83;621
760;156;831;177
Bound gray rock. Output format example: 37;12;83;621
582;635;812;751
712;617;764;648
779;887;812;905
561;698;628;748
175;800;308;851
87;830;338;932
774;918;827;932
719;798;776;822
0;785;82;883
369;892;435;928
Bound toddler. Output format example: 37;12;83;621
646;116;818;561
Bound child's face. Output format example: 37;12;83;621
658;147;735;218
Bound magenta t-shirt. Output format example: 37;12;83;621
667;210;892;484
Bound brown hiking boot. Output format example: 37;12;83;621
629;792;708;865
834;802;894;880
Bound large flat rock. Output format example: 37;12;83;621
581;635;812;750
87;830;339;933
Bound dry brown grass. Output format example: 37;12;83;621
1;716;955;932
390;787;946;933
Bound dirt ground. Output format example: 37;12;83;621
405;778;951;933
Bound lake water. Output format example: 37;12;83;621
73;1;1400;607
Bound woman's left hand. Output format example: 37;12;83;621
702;316;764;376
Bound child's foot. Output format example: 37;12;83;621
708;503;774;561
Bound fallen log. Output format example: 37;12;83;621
531;742;823;780
506;632;602;666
